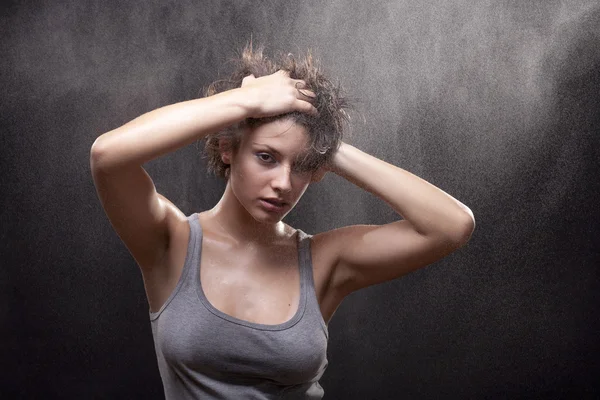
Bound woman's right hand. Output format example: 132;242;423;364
240;70;318;118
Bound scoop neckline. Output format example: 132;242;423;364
193;213;307;331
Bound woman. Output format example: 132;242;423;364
90;43;475;399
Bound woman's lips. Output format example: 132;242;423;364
260;198;286;212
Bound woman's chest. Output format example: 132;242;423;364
199;237;302;325
152;217;341;325
154;293;329;387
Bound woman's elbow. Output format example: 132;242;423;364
455;209;475;247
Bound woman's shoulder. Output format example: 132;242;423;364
303;228;355;301
309;224;372;265
306;228;347;267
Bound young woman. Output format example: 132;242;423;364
90;43;475;399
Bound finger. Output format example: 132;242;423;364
299;101;319;117
294;80;307;89
297;88;316;100
241;74;256;86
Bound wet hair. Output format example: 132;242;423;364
202;41;353;179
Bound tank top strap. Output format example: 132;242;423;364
296;229;329;337
186;213;203;288
149;213;202;320
296;229;313;282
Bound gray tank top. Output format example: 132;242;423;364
149;213;329;399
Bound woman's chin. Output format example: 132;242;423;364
253;211;285;224
250;206;291;224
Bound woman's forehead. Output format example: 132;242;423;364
245;120;309;150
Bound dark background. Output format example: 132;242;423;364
2;1;599;398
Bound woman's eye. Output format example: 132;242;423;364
256;153;274;163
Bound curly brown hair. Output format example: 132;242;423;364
202;41;353;179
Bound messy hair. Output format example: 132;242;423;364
202;41;353;179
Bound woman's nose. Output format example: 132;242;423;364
272;166;292;192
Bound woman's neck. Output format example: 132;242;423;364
207;182;290;246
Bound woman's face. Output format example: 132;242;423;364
225;119;314;224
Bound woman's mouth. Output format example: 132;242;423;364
260;198;287;212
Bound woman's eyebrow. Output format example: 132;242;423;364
252;142;310;163
252;143;282;156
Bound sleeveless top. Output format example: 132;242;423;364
149;213;329;399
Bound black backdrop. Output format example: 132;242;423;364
2;1;599;398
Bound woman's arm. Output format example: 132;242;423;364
91;90;250;171
316;142;475;294
332;142;474;239
91;70;316;171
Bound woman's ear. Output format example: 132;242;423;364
219;139;232;165
310;166;328;183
